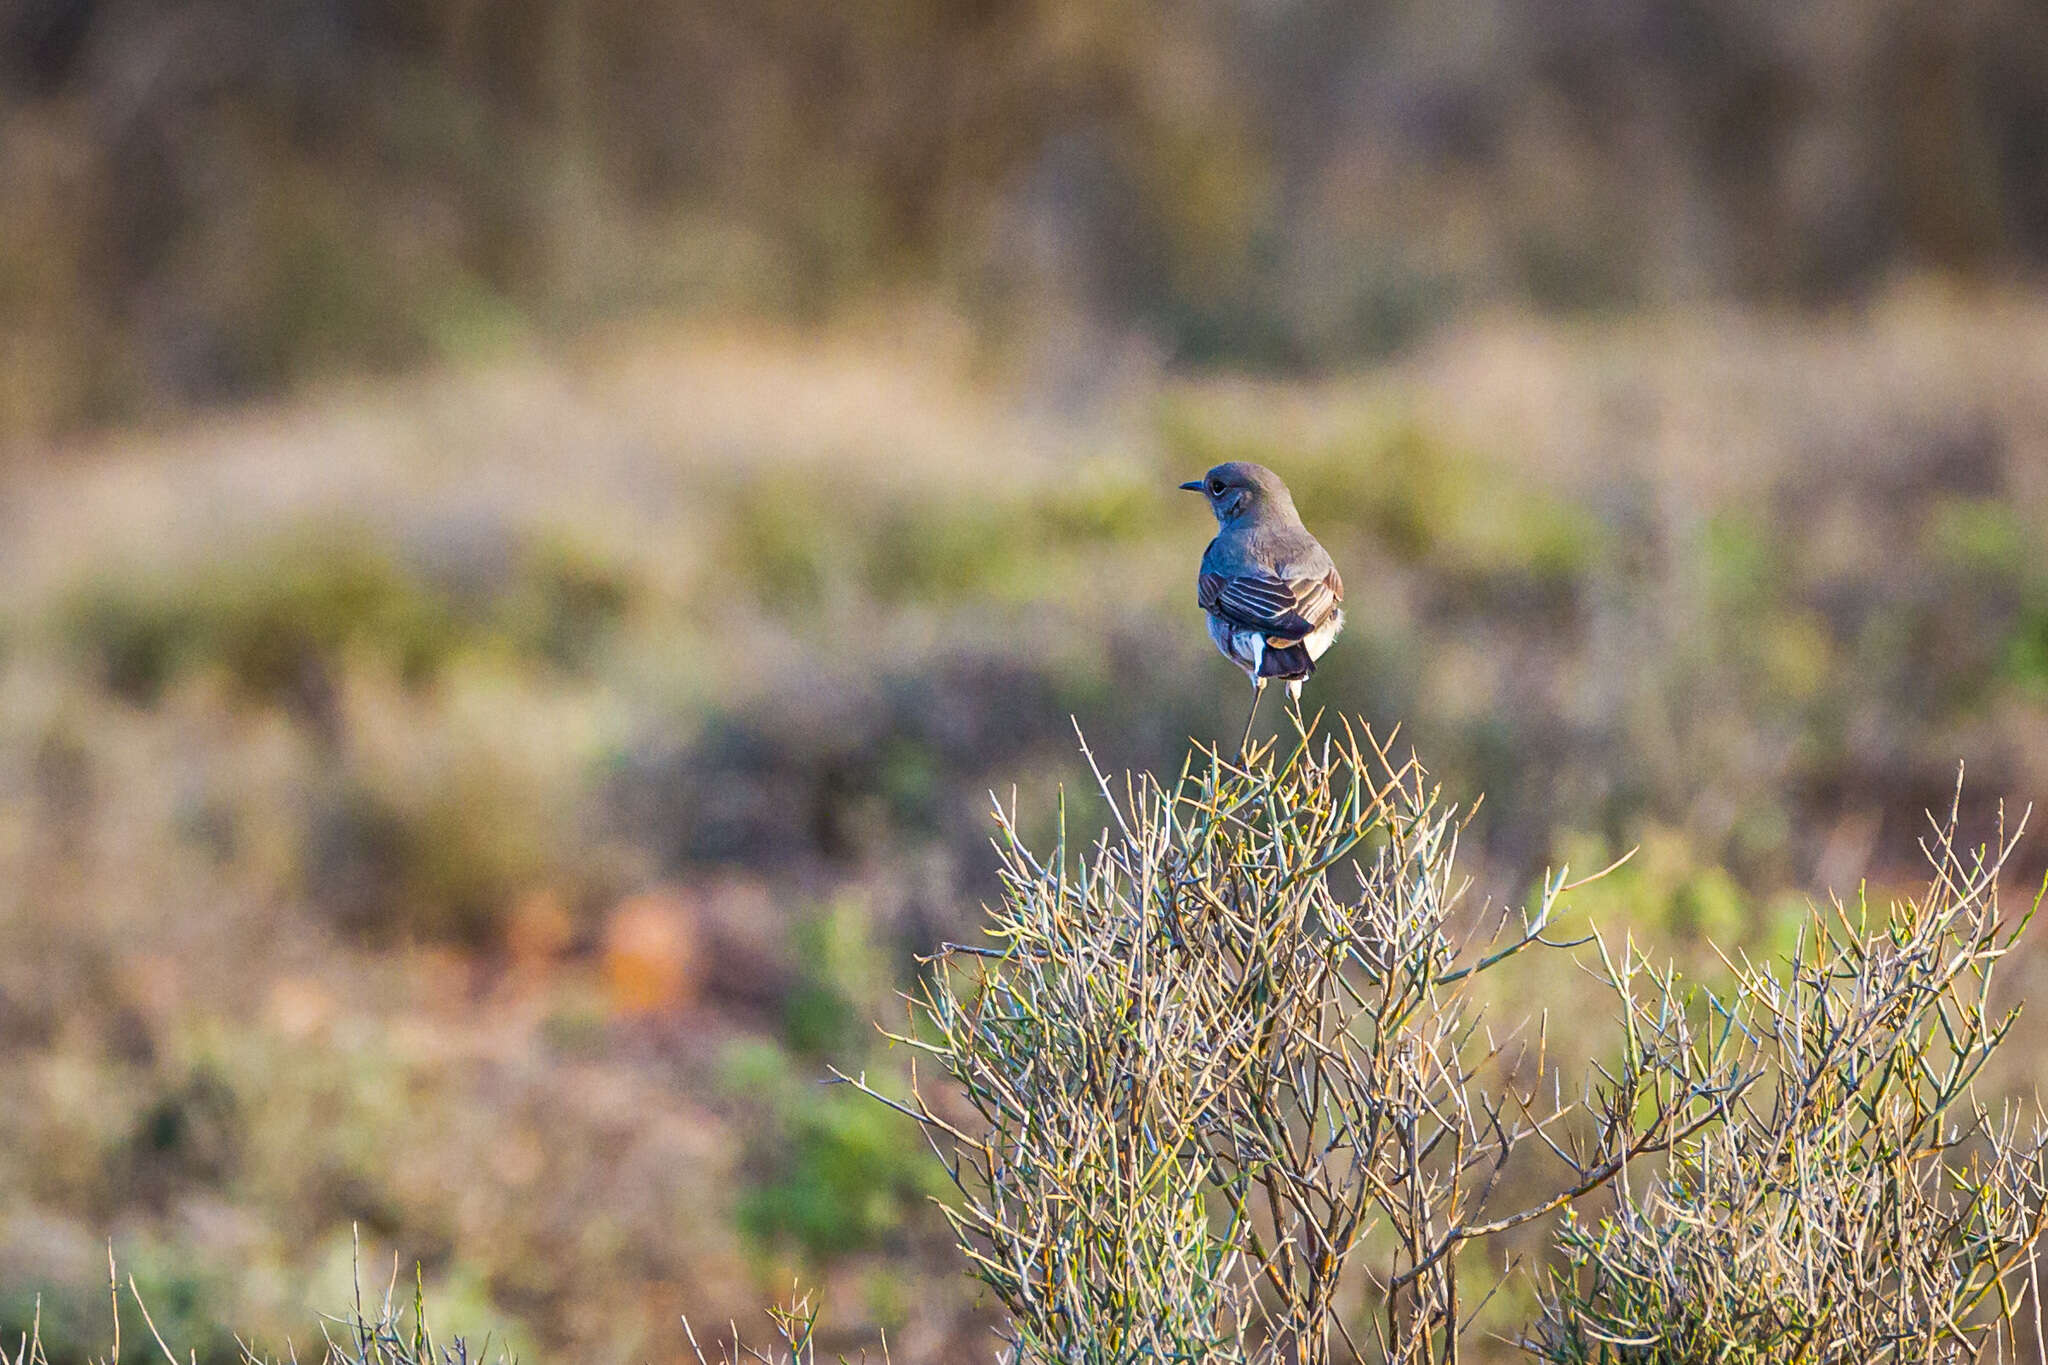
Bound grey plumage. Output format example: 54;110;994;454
1180;461;1345;745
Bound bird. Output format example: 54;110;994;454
1180;461;1345;754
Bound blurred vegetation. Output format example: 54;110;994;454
0;1244;243;1365
63;528;637;713
3;2;2048;1351
0;1261;521;1365
5;0;2048;437
725;1039;937;1266
719;899;938;1266
7;298;2048;1355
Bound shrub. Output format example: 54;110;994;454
1526;795;2048;1364
495;538;637;674
301;762;563;949
840;721;1759;1363
822;722;2048;1362
61;536;456;717
61;527;638;719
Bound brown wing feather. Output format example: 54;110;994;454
1198;571;1341;642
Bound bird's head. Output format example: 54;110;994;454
1179;461;1295;527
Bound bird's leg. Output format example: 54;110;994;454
1240;678;1266;756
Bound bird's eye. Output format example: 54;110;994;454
1208;479;1224;495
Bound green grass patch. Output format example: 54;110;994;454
723;1039;935;1263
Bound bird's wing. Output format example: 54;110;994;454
1198;568;1343;642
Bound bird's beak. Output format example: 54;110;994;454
1178;480;1204;492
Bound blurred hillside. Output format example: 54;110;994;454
4;0;2048;438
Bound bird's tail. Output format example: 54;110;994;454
1257;641;1314;681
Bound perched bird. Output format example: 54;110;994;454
1180;461;1345;752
